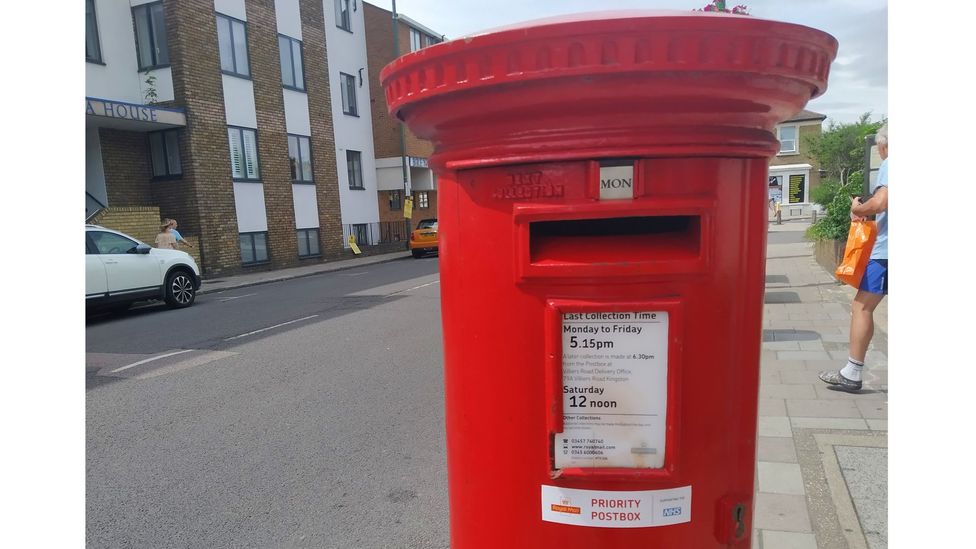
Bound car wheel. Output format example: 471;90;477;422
164;269;196;308
411;249;423;258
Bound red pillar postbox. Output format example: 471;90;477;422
382;11;836;547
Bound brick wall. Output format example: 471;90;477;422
364;3;435;161
300;0;345;259
164;0;241;276
246;0;300;269
411;190;438;221
378;190;437;225
99;129;153;207
377;190;405;223
90;207;162;246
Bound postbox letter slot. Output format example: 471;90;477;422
529;215;700;267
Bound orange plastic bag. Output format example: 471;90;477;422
835;220;878;287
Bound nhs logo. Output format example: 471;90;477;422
662;507;682;517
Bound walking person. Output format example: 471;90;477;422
167;219;194;250
155;219;178;250
819;123;888;392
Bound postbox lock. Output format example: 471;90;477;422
716;496;750;543
732;503;747;539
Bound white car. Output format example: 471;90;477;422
86;225;202;311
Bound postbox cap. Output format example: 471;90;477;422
381;10;838;169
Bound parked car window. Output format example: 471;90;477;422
417;219;437;230
89;231;139;254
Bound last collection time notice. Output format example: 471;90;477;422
555;311;669;469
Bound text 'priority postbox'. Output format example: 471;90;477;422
381;11;836;548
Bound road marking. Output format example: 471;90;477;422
385;279;440;297
110;349;194;373
131;351;238;380
223;315;319;341
218;293;257;302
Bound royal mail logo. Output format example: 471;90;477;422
551;497;581;515
662;507;682;517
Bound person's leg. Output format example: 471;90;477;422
820;260;887;391
848;289;885;362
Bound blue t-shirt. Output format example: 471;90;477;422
171;229;184;242
870;159;888;259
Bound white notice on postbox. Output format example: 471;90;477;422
555;311;668;469
541;485;691;528
599;165;634;200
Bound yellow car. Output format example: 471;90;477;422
409;218;439;258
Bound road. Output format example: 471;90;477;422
86;257;448;549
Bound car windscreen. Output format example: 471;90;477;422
417;219;437;230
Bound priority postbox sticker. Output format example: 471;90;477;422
541;485;691;528
555;311;668;469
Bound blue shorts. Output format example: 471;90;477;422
859;259;888;295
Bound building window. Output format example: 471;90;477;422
288;134;313;182
228;126;260;180
217;14;250;78
297;228;320;257
389;190;402;210
86;0;102;63
410;28;441;52
133;2;169;70
278;35;304;90
240;232;269;264
351;223;369;246
149;129;182;178
335;0;351;31
778;125;798;154
410;28;421;52
416;191;429;209
340;73;358;116
346;150;363;189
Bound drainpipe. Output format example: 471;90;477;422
392;0;411;235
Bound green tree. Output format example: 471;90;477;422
805;113;885;241
807;173;863;240
805;113;884;185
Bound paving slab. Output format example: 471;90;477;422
786;398;861;419
762;530;819;549
790;417;869;430
760;384;818;400
855;400;888;420
777;351;833;361
758;417;793;438
753;493;812;533
757;462;805;495
756;437;798;463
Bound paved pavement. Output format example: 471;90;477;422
754;220;887;549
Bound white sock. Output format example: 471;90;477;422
840;358;864;382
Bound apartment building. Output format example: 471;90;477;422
363;2;442;230
86;0;351;276
769;109;827;215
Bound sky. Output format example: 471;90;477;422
368;0;888;125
